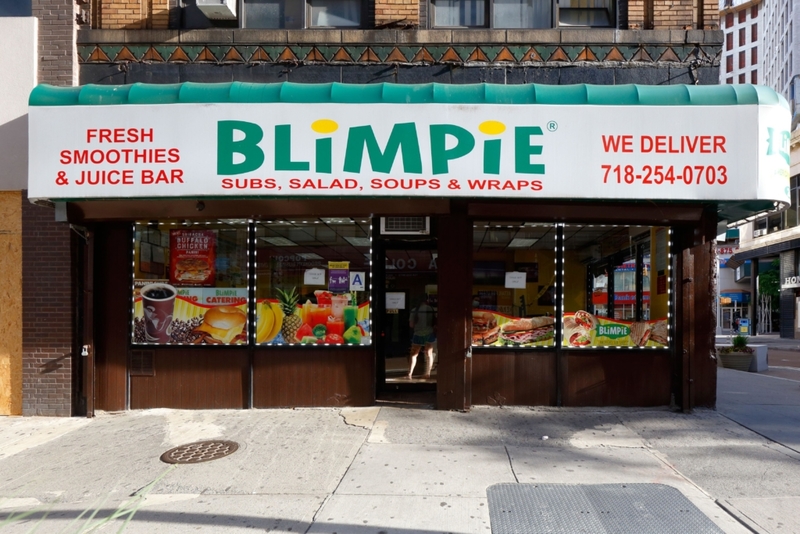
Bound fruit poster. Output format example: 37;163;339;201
169;229;217;287
257;287;370;346
562;311;668;348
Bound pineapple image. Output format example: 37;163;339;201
277;287;301;343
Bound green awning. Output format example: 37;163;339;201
29;81;789;108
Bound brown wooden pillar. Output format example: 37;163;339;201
436;203;472;410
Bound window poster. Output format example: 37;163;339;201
132;282;248;345
472;310;555;347
255;287;370;346
562;311;668;348
169;229;217;287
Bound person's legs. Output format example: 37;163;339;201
421;342;434;378
407;343;422;379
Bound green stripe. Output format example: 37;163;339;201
29;82;789;108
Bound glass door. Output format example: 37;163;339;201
379;244;438;385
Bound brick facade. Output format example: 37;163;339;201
375;0;420;27
32;0;77;85
22;196;74;416
653;0;694;29
92;0;169;29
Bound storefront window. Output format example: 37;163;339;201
132;220;250;345
255;219;371;346
562;224;670;348
471;223;556;348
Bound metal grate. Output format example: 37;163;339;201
487;483;725;534
160;440;239;464
380;217;429;235
130;350;155;376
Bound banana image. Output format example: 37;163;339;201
256;301;283;343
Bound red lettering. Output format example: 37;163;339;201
714;136;726;153
601;135;633;153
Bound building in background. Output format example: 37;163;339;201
719;0;760;85
724;0;800;337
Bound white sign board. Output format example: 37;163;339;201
505;271;527;289
386;292;406;310
27;102;790;206
303;268;326;286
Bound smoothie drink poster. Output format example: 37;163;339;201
169;229;217;287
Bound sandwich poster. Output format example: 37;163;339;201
563;311;668;348
169;229;217;287
472;310;555;347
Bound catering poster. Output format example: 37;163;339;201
563;311;668;348
132;283;248;345
169;229;217;287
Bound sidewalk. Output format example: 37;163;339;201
0;368;798;533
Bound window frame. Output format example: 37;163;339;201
241;0;367;29
428;0;615;29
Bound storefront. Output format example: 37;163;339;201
28;82;790;412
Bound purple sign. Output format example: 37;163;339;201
329;269;349;292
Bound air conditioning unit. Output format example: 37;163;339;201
380;217;430;235
753;229;766;237
196;0;236;20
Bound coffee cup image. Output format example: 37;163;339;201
141;283;177;343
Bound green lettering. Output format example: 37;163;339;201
217;121;264;175
483;139;501;175
316;138;332;173
275;125;310;171
430;125;475;175
343;123;422;174
515;126;545;174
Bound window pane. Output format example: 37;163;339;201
310;0;361;27
255;219;371;346
471;223;556;348
562;225;670;348
493;0;551;28
244;0;303;28
133;220;250;346
558;0;612;26
434;0;486;27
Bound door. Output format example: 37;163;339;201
376;241;439;391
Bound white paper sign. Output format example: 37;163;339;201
304;268;326;286
350;271;366;291
386;292;406;310
505;271;527;289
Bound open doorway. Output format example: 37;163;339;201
376;239;438;398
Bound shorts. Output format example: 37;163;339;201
412;332;436;345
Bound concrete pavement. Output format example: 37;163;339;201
0;365;799;533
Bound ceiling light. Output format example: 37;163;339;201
508;238;539;248
321;217;354;225
344;236;371;247
261;237;298;246
296;252;324;260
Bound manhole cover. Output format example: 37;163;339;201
160;440;239;464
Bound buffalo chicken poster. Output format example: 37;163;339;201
170;229;216;287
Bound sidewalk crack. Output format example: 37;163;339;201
504;445;519;483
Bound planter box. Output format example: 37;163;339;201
716;344;768;372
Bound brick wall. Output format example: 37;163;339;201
32;0;77;85
22;196;74;416
375;0;419;27
653;0;694;29
94;0;170;29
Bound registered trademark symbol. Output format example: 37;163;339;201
547;121;558;132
